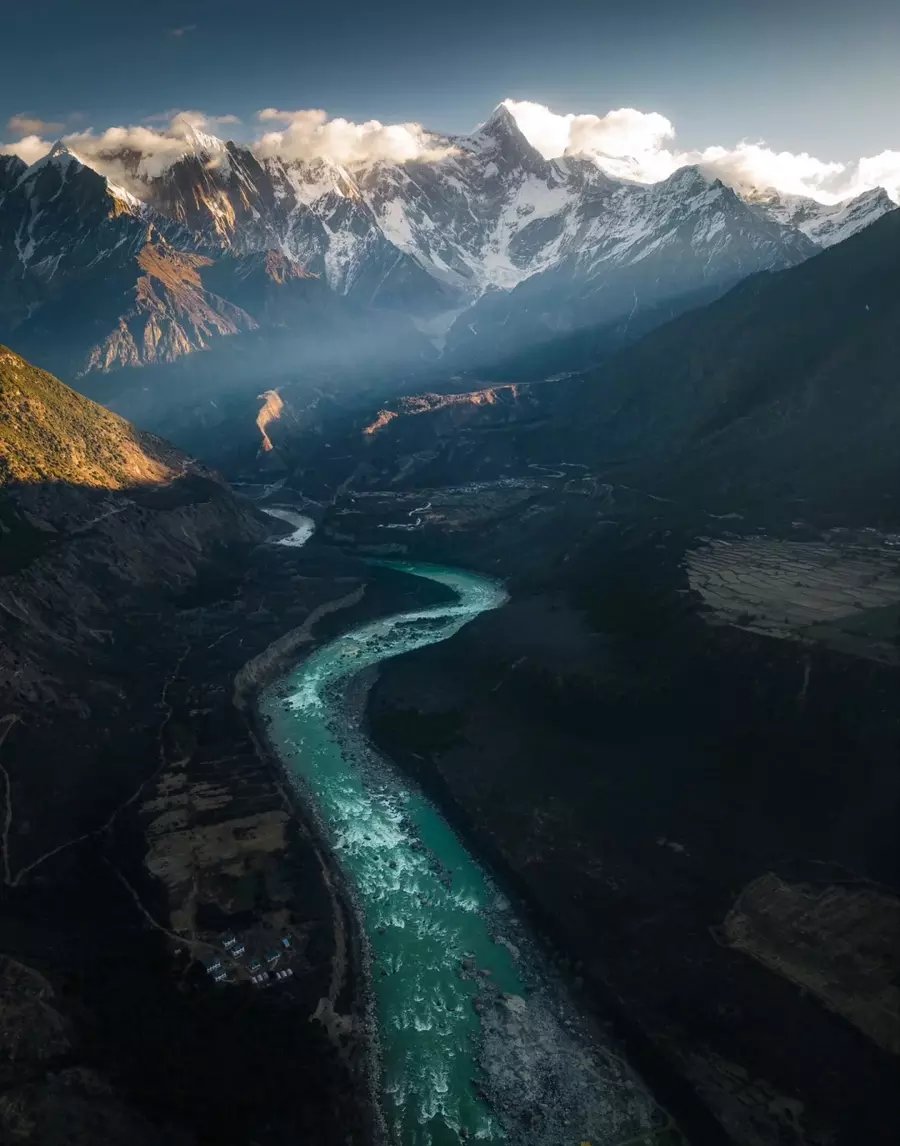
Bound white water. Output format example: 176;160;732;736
261;560;668;1145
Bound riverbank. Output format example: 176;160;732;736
243;559;465;1146
247;703;384;1145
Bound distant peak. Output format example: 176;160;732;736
853;185;894;206
472;102;546;169
664;164;716;189
651;165;732;200
741;184;783;204
17;139;89;185
177;123;225;155
484;102;519;131
44;141;87;169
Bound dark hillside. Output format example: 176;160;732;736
0;349;372;1145
552;208;900;520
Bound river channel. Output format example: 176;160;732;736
260;560;668;1146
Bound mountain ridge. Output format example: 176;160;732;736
0;347;374;1143
0;107;895;396
0;343;185;489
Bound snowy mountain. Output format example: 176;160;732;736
0;154;26;195
744;185;896;248
0;146;154;344
441;157;819;361
0;145;262;375
0;105;893;388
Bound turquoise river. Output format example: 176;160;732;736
260;560;669;1146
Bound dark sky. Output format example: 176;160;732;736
2;0;898;160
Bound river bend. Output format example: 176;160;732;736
260;560;665;1145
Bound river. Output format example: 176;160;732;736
260;506;317;547
260;560;669;1146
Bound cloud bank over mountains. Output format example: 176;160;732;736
2;99;897;205
254;108;457;165
503;100;900;204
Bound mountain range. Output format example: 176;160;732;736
1;106;895;398
290;204;900;529
2;96;899;1146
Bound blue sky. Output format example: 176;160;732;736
2;0;898;161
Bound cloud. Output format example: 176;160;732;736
504;99;676;179
257;108;296;124
692;142;900;204
160;109;241;130
1;99;896;205
504;99;678;182
504;99;900;204
59;112;236;190
0;109;248;190
694;143;847;198
169;24;197;37
146;108;242;126
854;150;900;198
7;113;64;137
254;108;456;165
0;134;54;166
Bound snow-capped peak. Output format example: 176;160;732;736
469;103;547;170
176;123;226;156
15;140;147;218
478;102;521;135
655;164;719;194
743;183;897;248
1;99;892;379
19;140;84;180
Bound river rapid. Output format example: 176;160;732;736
260;560;669;1146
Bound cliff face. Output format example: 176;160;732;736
81;240;258;374
0;350;372;1145
361;386;529;438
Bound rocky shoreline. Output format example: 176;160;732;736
249;687;386;1146
365;661;728;1146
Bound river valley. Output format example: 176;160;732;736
260;560;673;1146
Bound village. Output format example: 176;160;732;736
201;927;298;988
